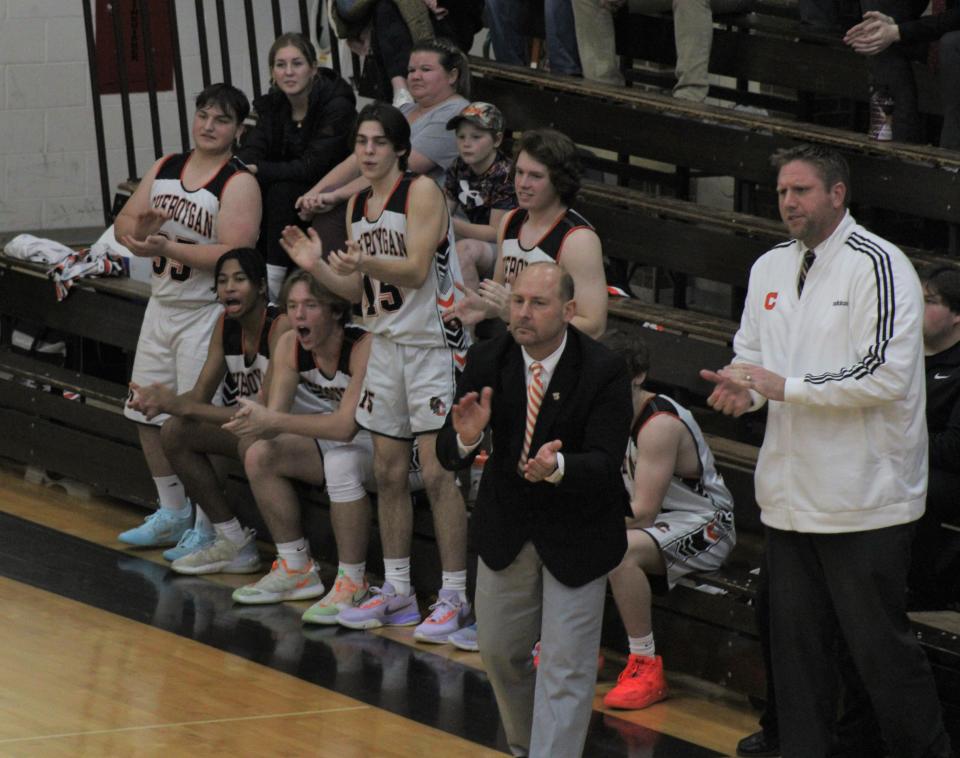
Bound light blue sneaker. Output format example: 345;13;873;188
118;508;192;547
449;621;479;652
162;525;216;561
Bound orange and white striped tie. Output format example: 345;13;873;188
518;361;544;471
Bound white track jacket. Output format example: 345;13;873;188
734;212;927;533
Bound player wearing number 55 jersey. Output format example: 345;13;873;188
114;83;262;549
281;102;473;643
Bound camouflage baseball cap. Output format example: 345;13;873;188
446;101;505;132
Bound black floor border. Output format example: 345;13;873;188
0;510;719;757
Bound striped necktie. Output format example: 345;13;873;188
518;361;544;472
797;249;816;298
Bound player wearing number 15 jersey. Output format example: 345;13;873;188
114;84;261;549
280;102;472;642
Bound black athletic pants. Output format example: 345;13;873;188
767;524;951;758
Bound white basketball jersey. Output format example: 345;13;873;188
623;395;734;517
221;304;281;405
500;207;593;286
148;152;248;305
349;173;470;352
294;324;366;414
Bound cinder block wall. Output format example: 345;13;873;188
0;0;322;233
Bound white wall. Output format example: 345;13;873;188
0;0;324;233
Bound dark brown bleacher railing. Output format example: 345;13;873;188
81;0;322;227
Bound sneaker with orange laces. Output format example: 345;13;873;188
301;570;369;625
603;654;668;710
413;589;471;643
231;559;325;605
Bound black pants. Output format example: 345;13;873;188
939;31;960;150
258;178;312;269
767;524;951;758
909;469;960;606
756;550;884;755
860;0;929;144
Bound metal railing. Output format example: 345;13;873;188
82;0;330;226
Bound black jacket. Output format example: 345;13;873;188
238;68;356;186
436;327;631;587
899;8;960;46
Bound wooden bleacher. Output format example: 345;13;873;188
616;9;942;119
470;59;960;231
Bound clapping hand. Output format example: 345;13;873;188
442;285;489;327
279;225;324;270
844;11;899;55
477;279;510;321
523;439;562;482
222;397;273;438
452;387;493;448
328;241;363;276
120;208;171;257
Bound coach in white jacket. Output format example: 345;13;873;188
702;144;951;758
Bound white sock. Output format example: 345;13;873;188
193;506;213;533
383;557;411;596
154;475;188;513
339;561;365;586
276;538;310;570
441;569;468;603
628;632;656;657
213;517;246;546
266;263;287;303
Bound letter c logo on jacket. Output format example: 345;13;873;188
764;292;778;310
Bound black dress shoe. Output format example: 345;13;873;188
737;729;781;757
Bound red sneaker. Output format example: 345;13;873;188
602;654;668;710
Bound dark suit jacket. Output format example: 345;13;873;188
437;327;631;587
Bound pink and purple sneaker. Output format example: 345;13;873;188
337;582;422;630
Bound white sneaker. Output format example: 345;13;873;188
170;530;261;575
232;559;325;605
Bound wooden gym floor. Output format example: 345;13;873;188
0;462;760;756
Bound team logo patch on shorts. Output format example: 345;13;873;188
429;397;447;416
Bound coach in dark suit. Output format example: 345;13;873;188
437;262;631;757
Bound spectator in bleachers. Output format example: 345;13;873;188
296;38;470;235
330;0;482;107
444;102;517;291
451;129;608;339
701;144;951;758
845;8;960;150
798;0;843;31
910;264;960;608
127;248;287;573
116;84;261;551
237;32;356;301
844;1;929;144
485;0;582;76
604;339;736;711
572;0;752;99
